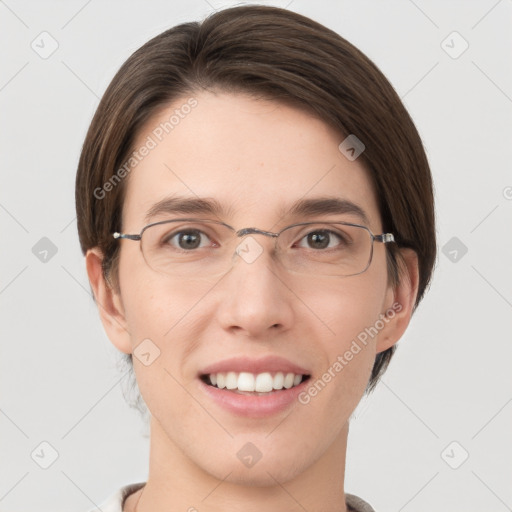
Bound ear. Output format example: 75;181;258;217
376;248;420;353
85;247;132;354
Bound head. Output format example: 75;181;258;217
76;5;435;484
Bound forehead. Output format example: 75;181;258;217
122;91;381;231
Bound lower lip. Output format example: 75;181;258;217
198;378;310;418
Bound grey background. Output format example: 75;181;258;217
1;1;511;511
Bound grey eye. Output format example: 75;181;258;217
297;230;346;250
164;229;211;250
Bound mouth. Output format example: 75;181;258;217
200;371;311;395
197;355;312;417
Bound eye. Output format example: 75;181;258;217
296;229;348;250
163;229;213;250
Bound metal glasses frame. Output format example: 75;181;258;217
112;218;395;277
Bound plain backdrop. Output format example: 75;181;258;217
1;1;511;511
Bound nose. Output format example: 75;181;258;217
214;233;295;338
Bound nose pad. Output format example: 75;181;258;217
232;227;279;265
234;235;267;265
233;228;286;275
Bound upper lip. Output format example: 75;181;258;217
199;355;310;376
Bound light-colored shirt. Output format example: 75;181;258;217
87;482;376;512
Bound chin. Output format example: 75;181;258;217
197;445;310;487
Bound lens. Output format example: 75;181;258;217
140;219;235;277
277;222;373;277
138;219;374;278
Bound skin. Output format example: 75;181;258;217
86;91;419;512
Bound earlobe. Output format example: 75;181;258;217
85;248;133;354
376;248;420;353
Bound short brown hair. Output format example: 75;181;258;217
76;5;436;399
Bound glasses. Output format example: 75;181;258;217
113;218;395;278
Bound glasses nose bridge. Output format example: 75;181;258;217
235;227;279;239
233;227;281;260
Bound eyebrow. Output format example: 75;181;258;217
144;195;370;226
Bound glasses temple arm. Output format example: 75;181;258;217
375;233;395;243
113;232;141;241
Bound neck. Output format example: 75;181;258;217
132;415;349;512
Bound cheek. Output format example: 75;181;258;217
293;272;388;398
119;276;211;424
118;244;209;338
291;269;387;342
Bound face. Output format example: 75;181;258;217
98;90;404;485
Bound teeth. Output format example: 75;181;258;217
255;372;273;392
206;371;307;392
284;372;294;389
225;371;238;390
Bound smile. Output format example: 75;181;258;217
201;371;310;394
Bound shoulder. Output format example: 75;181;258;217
84;484;372;512
346;492;376;512
84;482;146;512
